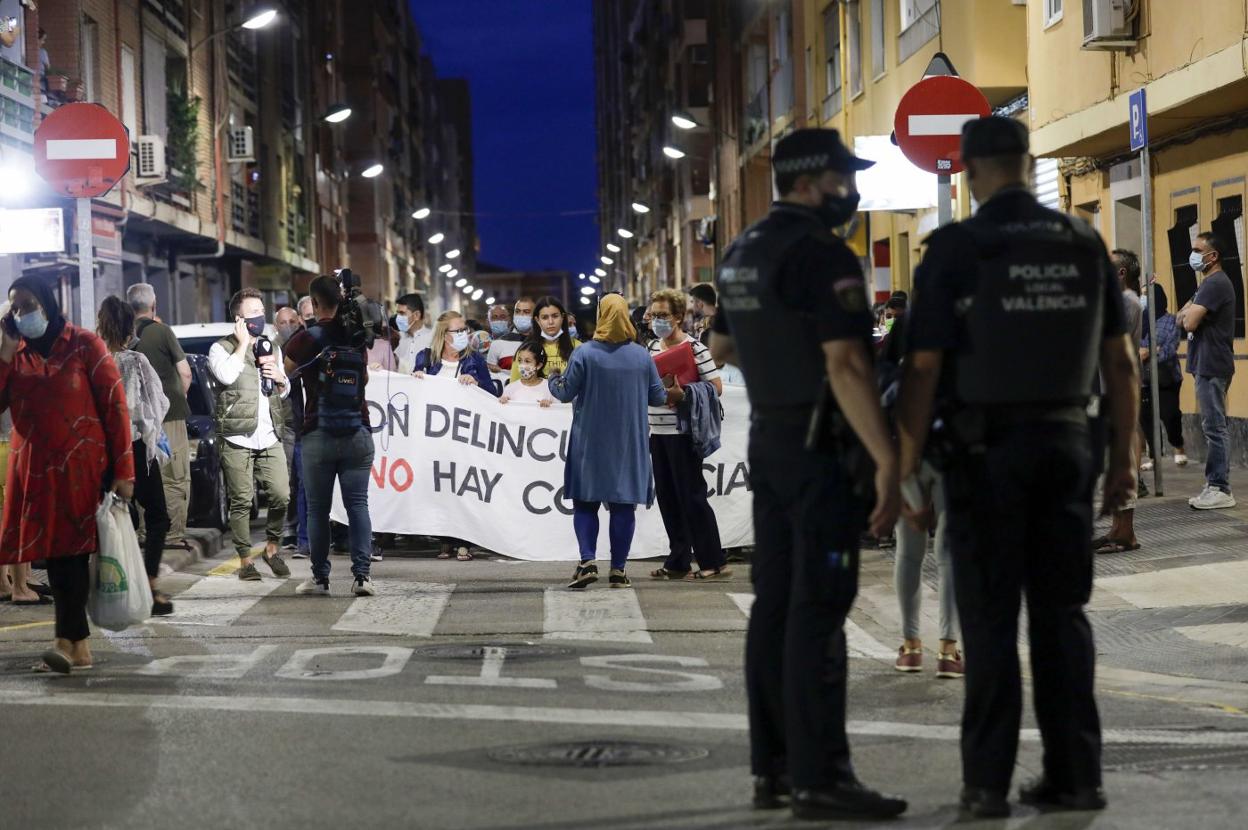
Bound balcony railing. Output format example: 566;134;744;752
898;2;941;64
742;84;770;150
821;88;842;123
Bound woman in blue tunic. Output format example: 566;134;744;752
550;293;670;589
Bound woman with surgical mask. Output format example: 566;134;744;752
511;296;580;382
414;310;497;392
0;277;136;674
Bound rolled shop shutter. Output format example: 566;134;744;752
1032;157;1061;210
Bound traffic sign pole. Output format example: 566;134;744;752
77;198;95;331
937;174;953;227
1130;89;1162;496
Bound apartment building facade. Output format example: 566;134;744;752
0;0;474;323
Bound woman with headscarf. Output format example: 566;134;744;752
549;294;672;589
0;277;135;674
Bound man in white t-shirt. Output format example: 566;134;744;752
646;288;729;580
394;292;433;373
486;296;535;372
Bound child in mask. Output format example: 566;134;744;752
499;343;554;407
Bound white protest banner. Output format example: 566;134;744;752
332;372;754;561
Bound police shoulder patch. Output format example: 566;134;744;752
833;277;868;312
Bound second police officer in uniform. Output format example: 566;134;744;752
709;129;907;822
896;116;1138;819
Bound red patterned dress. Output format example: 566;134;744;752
0;324;135;564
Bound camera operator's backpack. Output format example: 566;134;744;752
307;324;367;436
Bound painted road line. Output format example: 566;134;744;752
207;556;243;577
727;592;894;660
331;581;454;637
3;689;1248;748
543;588;652;644
0;620;54;632
1176;622;1248;649
163;574;283;626
1097;560;1248;609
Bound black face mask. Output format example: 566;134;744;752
244;315;266;337
816;190;860;229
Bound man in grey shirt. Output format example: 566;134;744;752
1177;232;1237;510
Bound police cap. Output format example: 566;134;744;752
960;116;1029;161
773;128;874;176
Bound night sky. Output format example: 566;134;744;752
410;0;599;277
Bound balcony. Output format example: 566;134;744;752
899;3;941;64
742;84;770;152
821;88;842;123
770;59;794;124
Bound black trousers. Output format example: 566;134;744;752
650;433;726;572
46;554;92;641
1140;384;1185;457
131;440;170;579
944;421;1102;794
745;418;861;789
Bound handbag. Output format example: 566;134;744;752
87;493;154;631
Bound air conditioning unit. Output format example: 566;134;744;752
1082;0;1137;51
135;135;167;182
227;126;255;163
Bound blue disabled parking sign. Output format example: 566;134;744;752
1129;88;1148;152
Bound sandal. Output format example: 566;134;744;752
650;567;690;580
35;649;73;675
13;594;53;606
687;566;734;580
1094;540;1141;555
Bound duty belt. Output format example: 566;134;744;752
982;401;1089;427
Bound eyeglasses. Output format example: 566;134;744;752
650;312;673;321
447;326;467;334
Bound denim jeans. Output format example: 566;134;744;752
1195;374;1232;494
293;441;309;549
302;427;375;581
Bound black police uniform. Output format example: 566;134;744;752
714;201;874;793
907;175;1127;800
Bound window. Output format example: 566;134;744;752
80;16;98;102
824;4;842;100
1044;0;1063;27
142;32;167;136
871;0;886;78
120;46;137;140
898;0;939;63
848;1;863;97
899;0;938;30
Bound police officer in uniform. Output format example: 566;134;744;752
896;116;1138;819
709;129;906;822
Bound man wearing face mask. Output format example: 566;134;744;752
709;128;906;821
393;292;432;374
274;306;309;558
208;288;292;581
1176;232;1236;509
487;296;535;372
897;117;1136;819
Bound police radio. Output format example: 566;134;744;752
253;335;274;396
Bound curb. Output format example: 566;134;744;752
158;527;227;575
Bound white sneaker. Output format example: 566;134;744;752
295;578;330;596
1141;459;1154;472
1174;453;1189;466
1190;488;1236;510
1189;486;1213;507
352;576;376;597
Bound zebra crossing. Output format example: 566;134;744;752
148;563;898;656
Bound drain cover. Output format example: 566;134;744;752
413;643;574;660
1104;743;1248;772
489;740;709;768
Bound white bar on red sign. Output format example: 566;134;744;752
45;139;118;160
907;114;981;136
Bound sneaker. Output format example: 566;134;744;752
352;576;376;597
1175;452;1189;466
1140;458;1154;472
295;578;330;596
567;562;599;590
237;562;262;581
1188;485;1213;507
262;553;290;577
1191;488;1236;510
370;544;384;563
1138;476;1150;498
894;646;923;673
608;568;632;589
936;650;964;679
281;538;298;552
291;548;310;560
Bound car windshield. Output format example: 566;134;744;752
179;337;221;356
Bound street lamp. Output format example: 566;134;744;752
578;272;587;280
412;207;431;220
616;228;635;239
446;249;461;259
323;103;352;124
242;7;278;29
455;278;468;287
486;296;496;305
579;296;591;306
190;6;278;57
580;286;596;296
588;275;601;285
631;201;650;214
670;113;698;131
360;163;384;178
463;285;475;295
594;268;607;277
428;232;445;245
472;289;484;301
600;256;614;265
662;145;686;160
606;243;621;253
438;263;453;273
447;269;459;278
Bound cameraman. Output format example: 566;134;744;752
207;289;291;581
284;275;376;597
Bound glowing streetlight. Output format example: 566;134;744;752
600;256;614;265
580;286;596;296
579;296;591;306
588;275;601;284
578;272;586;280
671;113;698;130
455;278;467;287
631;202;650;214
242;8;278;29
438;263;453;273
472;289;484;301
616;228;634;239
427;232;445;245
361;163;384;178
662;145;686;160
606;243;621;253
447;269;459;278
323;104;352;124
446;249;461;259
594;268;607;277
412;207;431;220
485;296;496;305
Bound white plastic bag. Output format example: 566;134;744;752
88;493;153;631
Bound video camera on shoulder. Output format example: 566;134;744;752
333;268;384;349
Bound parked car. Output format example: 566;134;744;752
173;324;276;529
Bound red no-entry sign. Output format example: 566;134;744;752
893;76;991;175
34;103;131;198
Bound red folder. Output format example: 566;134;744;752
653;340;700;386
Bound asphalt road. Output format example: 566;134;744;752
2;500;1247;830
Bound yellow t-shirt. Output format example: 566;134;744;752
510;338;581;381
